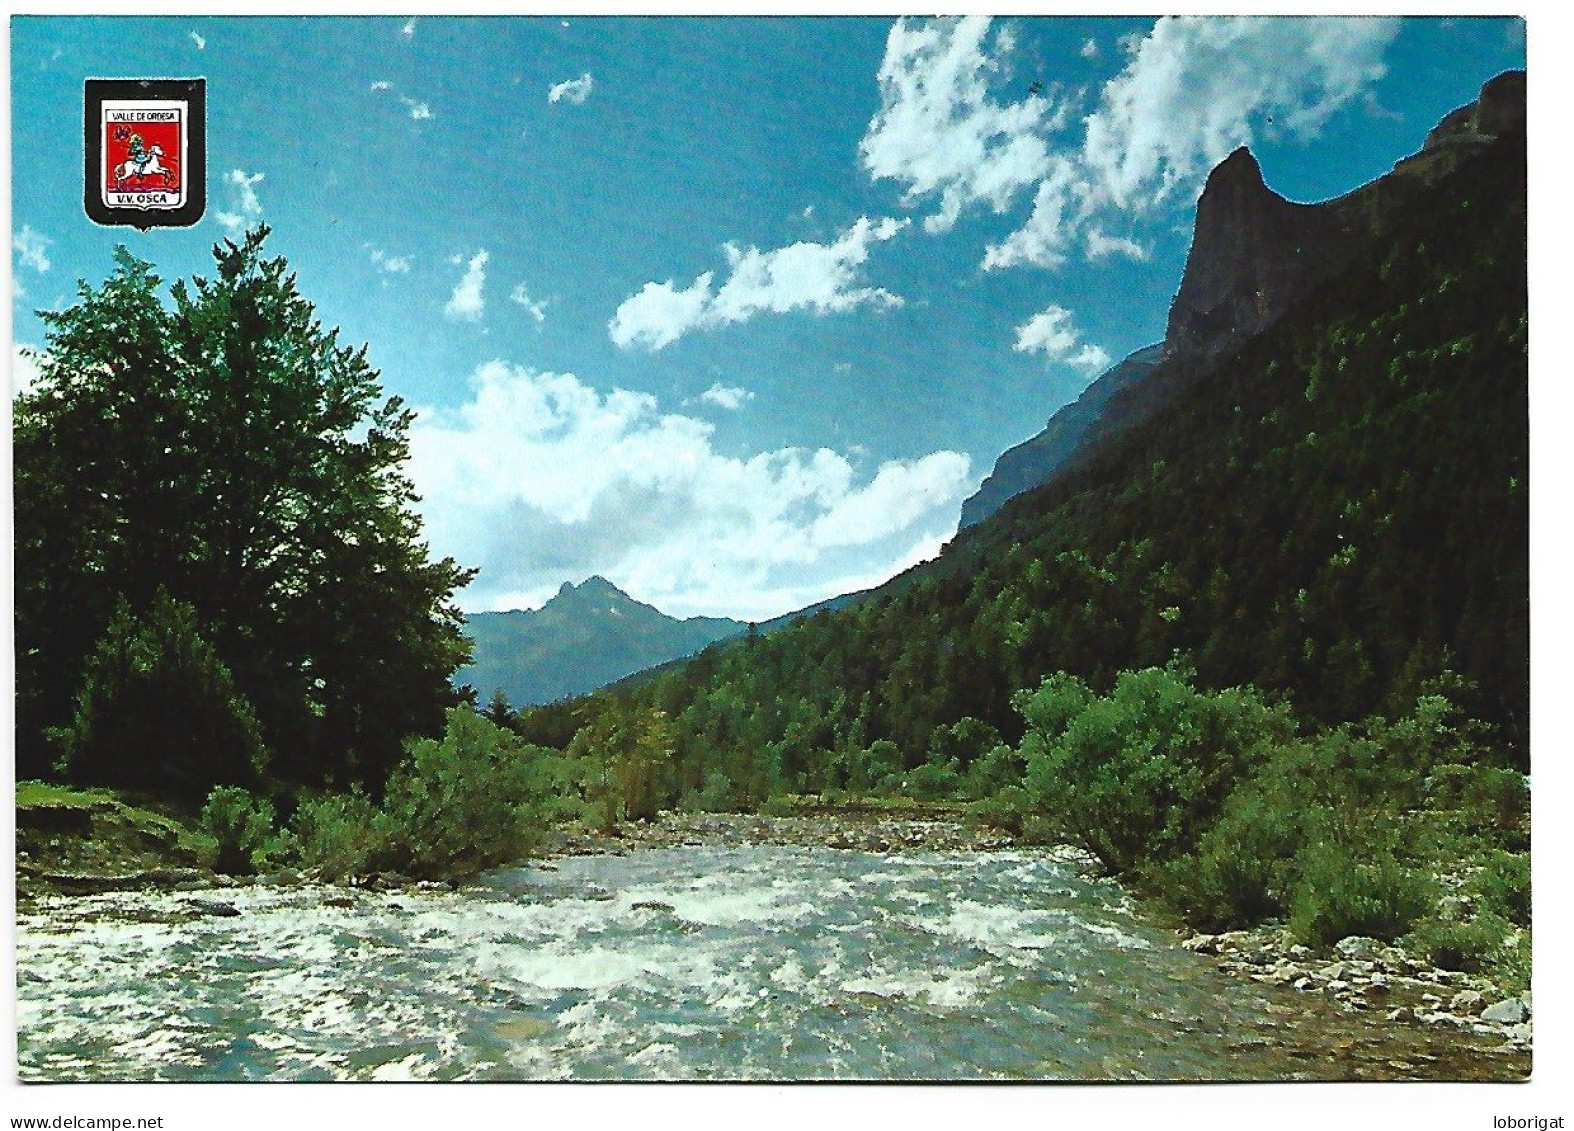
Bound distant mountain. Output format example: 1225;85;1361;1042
457;577;746;707
958;69;1526;531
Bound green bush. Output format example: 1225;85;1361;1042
971;785;1032;837
682;770;740;814
758;794;799;817
378;707;547;879
1473;851;1531;925
960;743;1024;802
1404;914;1510;974
52;592;269;801
1287;840;1433;946
1016;662;1295;874
289;788;385;880
199;786;277;875
904;756;960;801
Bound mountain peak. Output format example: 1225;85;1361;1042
1164;143;1334;362
1211;145;1263;185
556;575;627;602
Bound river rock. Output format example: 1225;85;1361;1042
1386;1007;1415;1023
189;897;242;918
1482;998;1528;1024
1335;936;1382;961
1450;989;1486;1014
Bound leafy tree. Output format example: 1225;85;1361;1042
52;591;268;801
15;227;474;789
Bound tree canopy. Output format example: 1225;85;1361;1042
15;226;474;792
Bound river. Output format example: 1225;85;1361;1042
16;839;1527;1082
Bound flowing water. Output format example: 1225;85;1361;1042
16;843;1525;1082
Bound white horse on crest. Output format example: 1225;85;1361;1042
113;144;175;189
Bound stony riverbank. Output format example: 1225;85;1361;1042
1178;925;1531;1053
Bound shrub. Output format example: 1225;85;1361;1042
378;707;547;879
904;756;960;801
758;794;799;817
971;785;1032;837
199;786;277;875
289;788;384;880
960;743;1024;802
1287;840;1433;946
682;770;740;814
1016;662;1294;873
52;592;269;801
1405;915;1510;974
1473;851;1531;925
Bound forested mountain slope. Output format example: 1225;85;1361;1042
555;76;1527;799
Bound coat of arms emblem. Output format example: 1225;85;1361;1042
84;78;205;228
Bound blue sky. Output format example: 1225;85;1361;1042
11;15;1525;620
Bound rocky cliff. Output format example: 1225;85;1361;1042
957;71;1524;531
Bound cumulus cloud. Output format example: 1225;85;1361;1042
371;80;392;92
13;225;52;274
401;18;416;39
189;30;206;50
610;216;909;351
860;16;1062;235
367;245;412;274
1080;16;1398;210
1080;38;1099;59
698;383;754;411
863;16;1399;271
407;362;974;619
548;73;594;105
399;95;433;120
215;169;264;237
445;250;489;322
508;283;548;324
1013;304;1112;374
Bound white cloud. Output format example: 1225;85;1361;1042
1080;16;1398;211
407;362;974;620
13;225;52;273
548;73;594;105
445;250;489;322
863;16;1399;272
698;383;754;411
860;16;1063;235
401;18;416;39
610;216;909;351
215;169;263;237
399;95;433;121
371;80;392;92
189;30;206;50
1085;228;1149;261
1080;38;1099;59
367;245;412;274
1013;304;1111;374
12;343;43;398
509;283;548;324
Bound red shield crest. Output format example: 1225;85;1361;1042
102;99;187;210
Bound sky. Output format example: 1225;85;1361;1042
10;14;1526;621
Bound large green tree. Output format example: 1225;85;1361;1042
15;226;475;789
